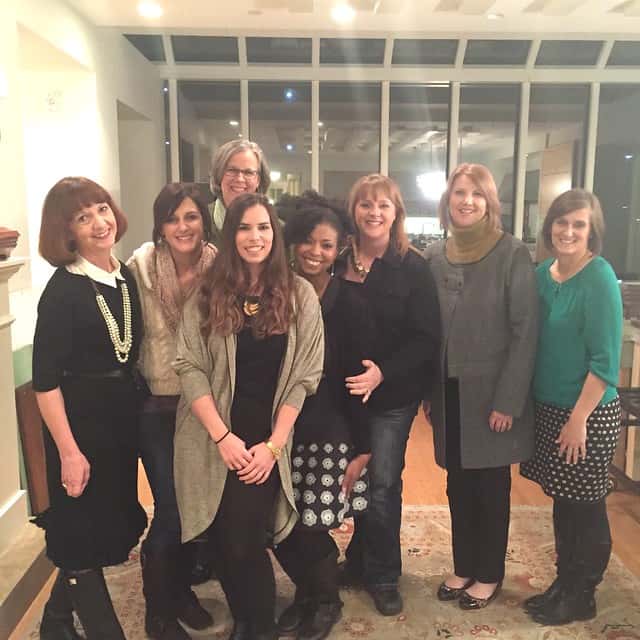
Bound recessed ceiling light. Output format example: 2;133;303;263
318;121;324;127
137;2;163;19
284;88;297;102
162;86;168;93
487;12;504;20
285;143;294;152
164;140;170;145
331;3;356;25
625;154;633;159
229;120;239;127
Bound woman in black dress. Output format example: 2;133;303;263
34;177;147;639
273;192;373;640
172;193;324;640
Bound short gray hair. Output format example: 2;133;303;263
209;139;270;201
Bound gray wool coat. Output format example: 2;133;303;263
423;234;539;470
172;276;324;544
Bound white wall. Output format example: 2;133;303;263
2;0;166;351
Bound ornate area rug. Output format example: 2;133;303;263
25;506;640;639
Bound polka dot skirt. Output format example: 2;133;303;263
521;398;621;502
291;440;369;531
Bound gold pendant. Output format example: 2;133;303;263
243;298;260;316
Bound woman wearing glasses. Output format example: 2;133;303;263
209;139;271;245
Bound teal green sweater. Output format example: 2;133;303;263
534;256;622;409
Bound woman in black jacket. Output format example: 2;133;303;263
274;192;373;640
336;174;440;616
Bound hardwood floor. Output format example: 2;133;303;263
9;413;640;638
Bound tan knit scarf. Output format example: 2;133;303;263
445;216;503;264
149;242;216;334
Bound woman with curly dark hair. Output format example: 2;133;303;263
273;191;373;640
172;192;324;640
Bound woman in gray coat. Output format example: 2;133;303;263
424;163;538;610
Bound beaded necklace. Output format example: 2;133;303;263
89;279;133;363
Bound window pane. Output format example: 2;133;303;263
526;84;589;249
124;34;165;62
319;83;381;199
595;85;640;279
171;36;239;64
320;39;385;65
535;40;602;67
249;82;311;199
458;84;519;232
392;39;457;66
246;37;312;64
177;81;241;186
464;40;530;66
389;84;449;245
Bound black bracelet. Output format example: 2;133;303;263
215;429;230;444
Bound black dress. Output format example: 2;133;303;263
32;266;147;570
290;278;373;530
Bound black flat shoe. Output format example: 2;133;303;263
437;578;475;602
459;583;501;610
277;599;314;635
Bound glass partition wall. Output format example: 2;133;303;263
171;69;640;274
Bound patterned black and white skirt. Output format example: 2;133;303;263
520;398;621;502
291;441;369;531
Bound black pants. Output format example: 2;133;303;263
208;468;280;633
445;378;511;584
274;528;340;603
553;497;612;589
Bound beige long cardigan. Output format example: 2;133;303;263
173;276;324;544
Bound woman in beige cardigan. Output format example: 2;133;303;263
173;192;324;640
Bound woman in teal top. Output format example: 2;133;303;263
521;189;623;627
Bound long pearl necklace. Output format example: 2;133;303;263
92;280;133;363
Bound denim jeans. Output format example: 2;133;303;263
139;409;182;552
345;401;419;587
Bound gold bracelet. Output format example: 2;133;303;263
265;440;282;460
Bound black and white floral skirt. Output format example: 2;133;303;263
291;441;369;531
520;398;621;502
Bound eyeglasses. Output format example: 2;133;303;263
224;167;260;180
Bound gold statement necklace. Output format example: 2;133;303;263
90;279;133;363
350;240;371;280
242;295;261;317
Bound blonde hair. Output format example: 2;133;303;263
347;174;410;256
438;163;502;231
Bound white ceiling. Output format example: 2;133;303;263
66;0;640;37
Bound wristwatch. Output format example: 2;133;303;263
265;440;282;460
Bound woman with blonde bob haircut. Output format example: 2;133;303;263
335;174;440;617
424;163;538;610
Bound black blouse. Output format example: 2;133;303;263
33;265;143;392
335;246;440;412
294;277;373;454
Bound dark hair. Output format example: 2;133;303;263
347;174;410;256
152;182;212;245
438;163;502;231
39;177;127;267
541;188;605;255
209;139;270;203
279;190;353;250
199;192;294;338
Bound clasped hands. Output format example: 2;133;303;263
217;431;276;484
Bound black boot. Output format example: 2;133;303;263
277;584;314;635
298;551;343;640
39;571;81;640
63;569;126;640
186;536;214;585
531;587;596;626
174;545;214;630
141;547;191;640
524;498;574;615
